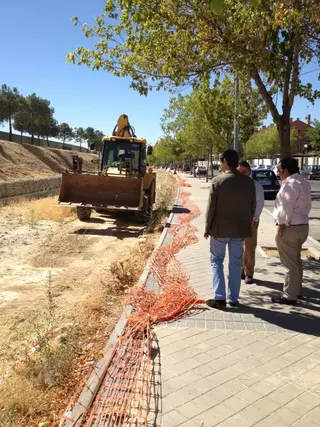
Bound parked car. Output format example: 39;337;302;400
301;165;320;180
251;169;280;199
196;165;207;176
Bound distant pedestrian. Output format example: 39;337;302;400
272;158;311;305
204;150;256;308
237;160;264;284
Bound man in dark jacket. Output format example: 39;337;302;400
205;150;256;308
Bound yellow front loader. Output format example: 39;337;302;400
58;115;156;221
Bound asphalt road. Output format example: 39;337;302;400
264;179;320;242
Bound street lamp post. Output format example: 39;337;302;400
304;143;309;167
233;72;239;152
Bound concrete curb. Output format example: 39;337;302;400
263;207;320;259
62;181;181;427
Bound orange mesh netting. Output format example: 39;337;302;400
62;175;204;427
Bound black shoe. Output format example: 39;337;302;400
298;295;304;300
241;271;245;280
271;296;297;305
229;301;239;307
206;299;226;308
245;276;254;284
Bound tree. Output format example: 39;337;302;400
84;127;104;150
0;84;24;141
68;1;320;157
307;119;320;152
161;76;267;176
246;126;298;159
12;93;54;145
75;127;86;152
58;123;74;149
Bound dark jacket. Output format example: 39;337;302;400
205;169;256;238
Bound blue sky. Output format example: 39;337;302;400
1;0;320;145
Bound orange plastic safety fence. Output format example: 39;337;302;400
63;176;204;427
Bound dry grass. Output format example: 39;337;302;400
0;171;175;426
106;236;156;295
154;171;177;211
24;196;75;223
146;171;177;232
262;247;313;260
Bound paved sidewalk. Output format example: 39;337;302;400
149;175;320;427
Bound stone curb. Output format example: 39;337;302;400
62;181;181;427
263;207;320;259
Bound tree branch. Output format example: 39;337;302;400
251;68;279;121
288;31;301;108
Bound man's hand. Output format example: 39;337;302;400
277;224;286;237
204;232;210;240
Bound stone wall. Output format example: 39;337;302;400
0;176;62;203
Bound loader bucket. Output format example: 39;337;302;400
58;173;143;208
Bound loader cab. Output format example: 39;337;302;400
100;137;147;176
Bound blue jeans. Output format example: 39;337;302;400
210;237;244;303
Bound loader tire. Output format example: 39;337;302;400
76;207;91;221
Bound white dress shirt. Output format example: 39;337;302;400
273;173;311;226
253;180;264;221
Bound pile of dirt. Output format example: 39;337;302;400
0;140;98;181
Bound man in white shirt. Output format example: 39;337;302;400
272;158;312;305
238;161;264;284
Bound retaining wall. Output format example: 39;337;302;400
0;176;62;203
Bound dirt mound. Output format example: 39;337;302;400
0;140;98;181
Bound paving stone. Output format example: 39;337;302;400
237;388;264;404
223;395;250;412
161;409;187;427
285;391;320;416
168;358;202;375
303;406;320;425
218;413;255;427
148;178;320;427
271;406;302;425
268;383;305;405
237;403;269;423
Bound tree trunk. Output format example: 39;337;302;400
80;141;82;152
62;137;65;150
20;131;23;142
9;115;12;141
31;133;34;145
47;136;50;147
37;135;40;146
209;144;213;179
206;150;210;182
276;116;291;158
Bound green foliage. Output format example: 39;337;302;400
307;119;320;151
157;76;266;164
68;0;320;156
0;85;24;140
12;94;54;145
57;122;74;147
83;127;104;150
246;126;298;158
209;0;262;15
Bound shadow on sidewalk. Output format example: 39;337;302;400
230;302;320;336
149;333;162;427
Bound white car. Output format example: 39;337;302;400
196;166;207;176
